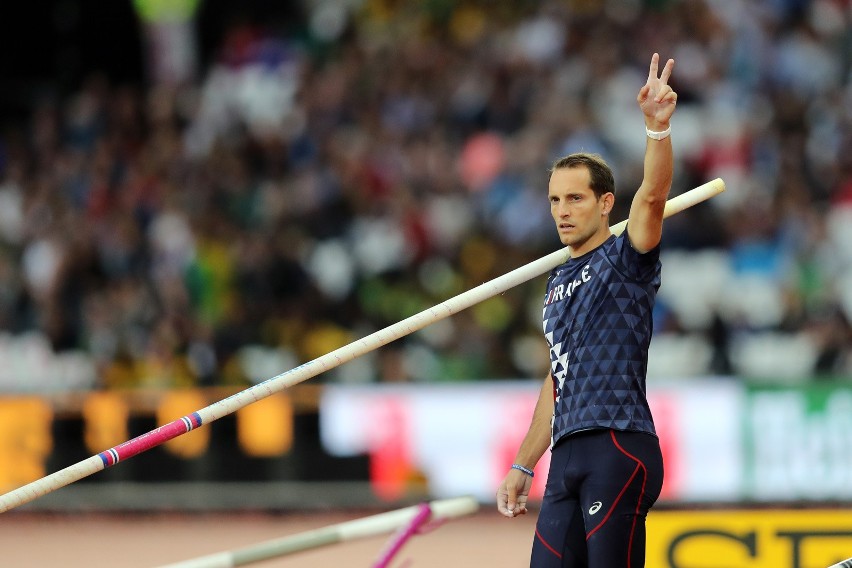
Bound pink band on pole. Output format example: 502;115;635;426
98;412;203;467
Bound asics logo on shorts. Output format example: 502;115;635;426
589;501;602;515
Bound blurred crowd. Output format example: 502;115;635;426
0;0;851;393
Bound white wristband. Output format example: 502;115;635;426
646;125;671;140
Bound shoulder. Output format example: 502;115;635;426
606;230;661;282
613;229;660;259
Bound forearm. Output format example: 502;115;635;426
639;121;673;204
512;375;554;469
629;114;674;252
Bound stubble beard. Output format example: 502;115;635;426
560;222;593;247
560;218;607;252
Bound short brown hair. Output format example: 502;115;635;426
550;153;615;199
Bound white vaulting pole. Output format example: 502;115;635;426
157;496;479;568
0;178;726;512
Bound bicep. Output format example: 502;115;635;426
530;374;554;428
626;189;666;253
540;373;552;402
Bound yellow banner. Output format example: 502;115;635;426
0;399;53;493
648;510;852;568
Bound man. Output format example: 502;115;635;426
496;53;678;567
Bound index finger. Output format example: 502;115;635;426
647;52;660;82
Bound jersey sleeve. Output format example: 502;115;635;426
610;229;661;283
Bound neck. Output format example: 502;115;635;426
569;227;612;258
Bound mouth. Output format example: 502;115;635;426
558;223;575;233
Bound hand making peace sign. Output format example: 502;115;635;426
637;53;677;129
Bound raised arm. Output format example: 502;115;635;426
627;53;678;253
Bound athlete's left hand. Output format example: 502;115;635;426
637;53;677;129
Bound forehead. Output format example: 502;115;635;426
548;166;593;193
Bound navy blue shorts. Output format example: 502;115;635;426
531;429;664;567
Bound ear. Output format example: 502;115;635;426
600;192;615;217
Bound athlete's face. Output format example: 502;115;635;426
548;166;614;256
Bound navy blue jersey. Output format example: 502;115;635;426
543;230;661;445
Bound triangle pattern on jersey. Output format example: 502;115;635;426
542;232;661;441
